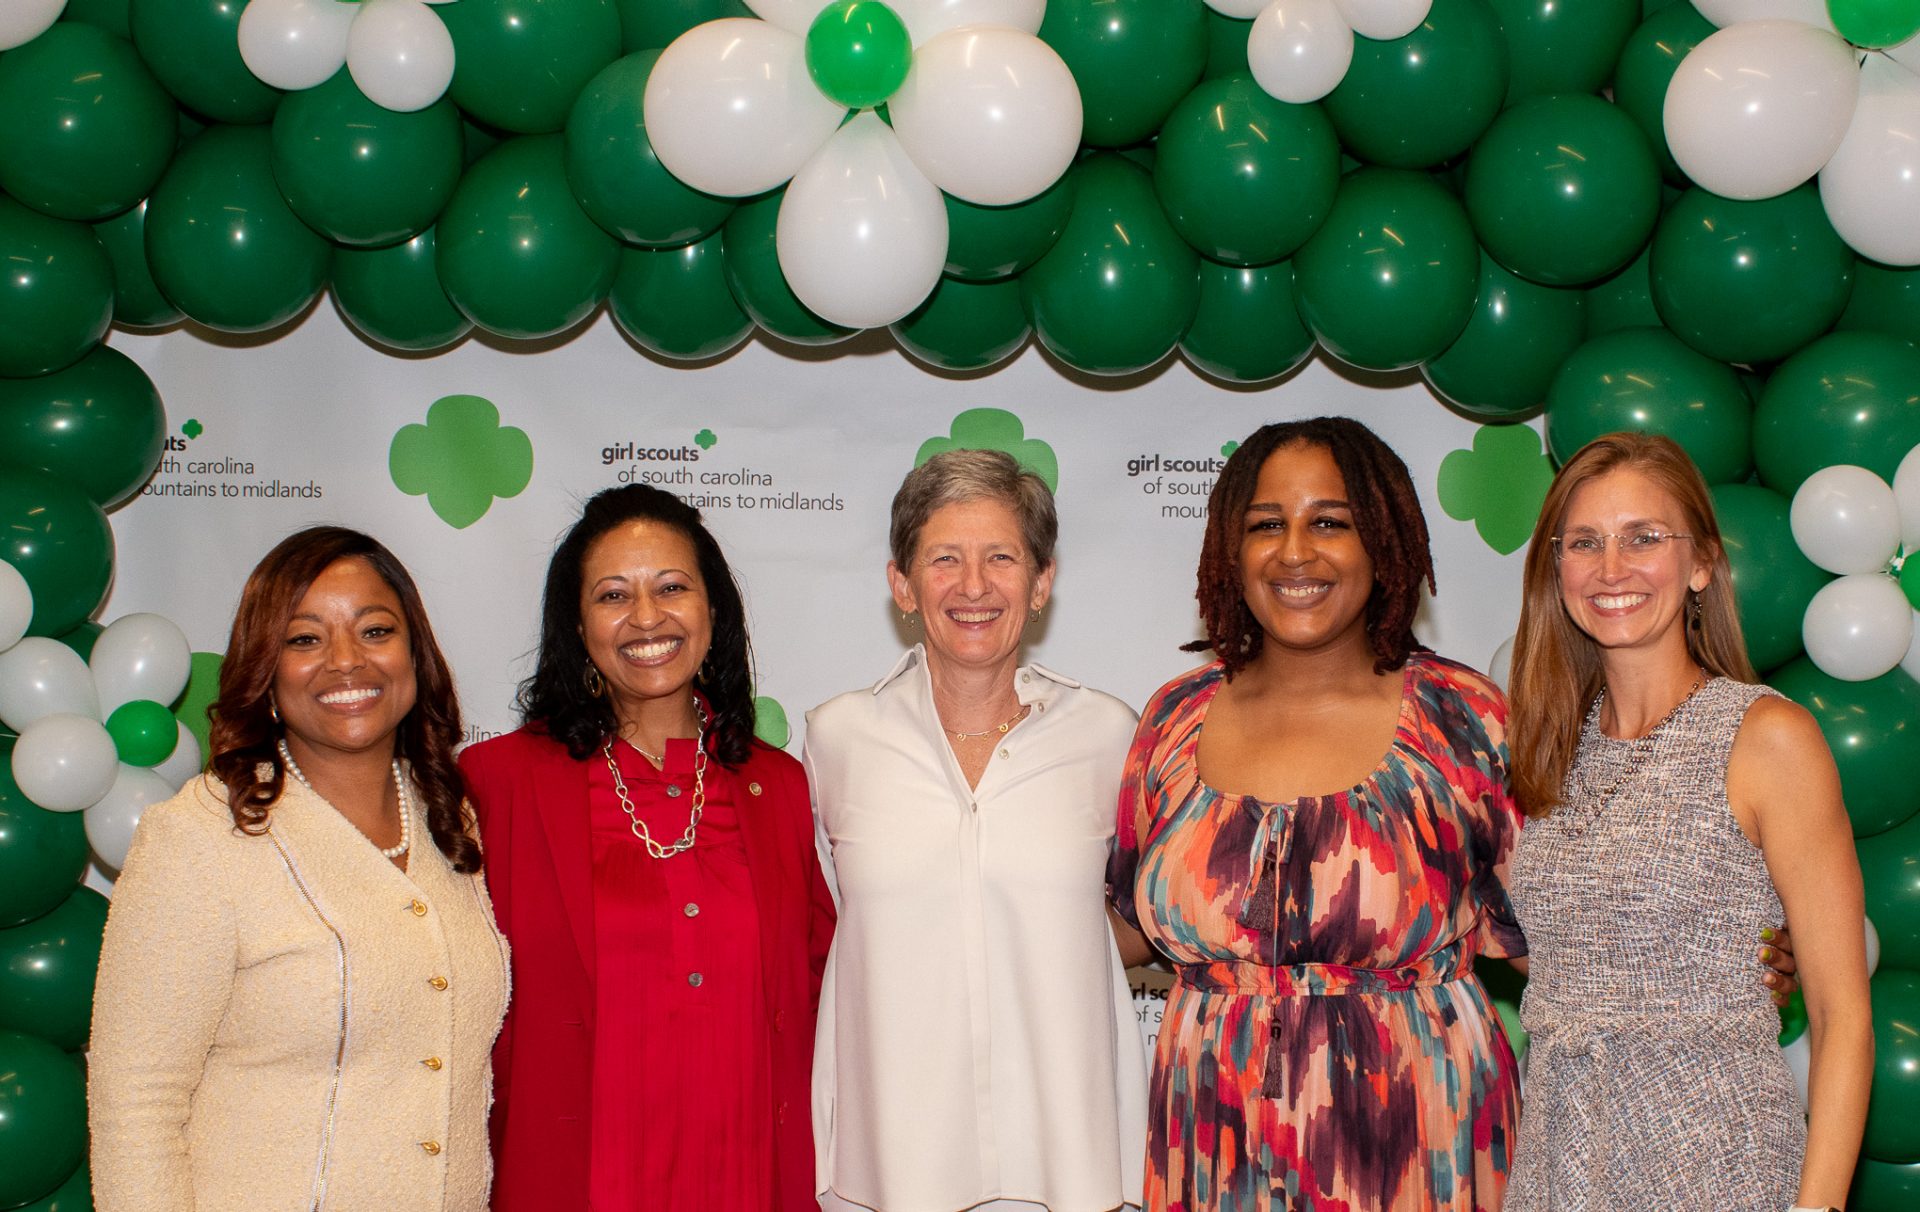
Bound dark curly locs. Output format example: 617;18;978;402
1184;416;1435;677
517;484;757;767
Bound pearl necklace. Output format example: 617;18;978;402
277;739;412;860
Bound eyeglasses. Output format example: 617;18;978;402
1549;529;1694;563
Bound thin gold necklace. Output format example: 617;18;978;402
946;702;1031;742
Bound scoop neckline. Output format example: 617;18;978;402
1583;674;1719;746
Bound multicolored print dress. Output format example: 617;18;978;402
1107;653;1527;1212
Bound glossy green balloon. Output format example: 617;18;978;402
1613;1;1715;183
0;198;114;377
270;70;463;248
0;740;89;930
1583;244;1659;337
0;888;107;1051
565;51;735;247
1020;154;1202;376
1179;258;1314;385
1866;969;1920;1162
1293;167;1479;371
145;125;331;333
1154;75;1339;265
442;0;623;134
1857;810;1920;971
616;0;751;52
331;229;473;354
1840;260;1920;347
106;700;178;766
11;1160;88;1212
1651;184;1855;366
943;175;1075;281
128;0;281;124
1855;1158;1920;1210
1830;0;1920;48
806;0;912;110
891;276;1030;373
609;234;753;362
1709;484;1830;673
1753;332;1920;495
437;135;619;340
1425;253;1587;420
0;468;113;638
65;0;132;38
0;1031;86;1206
91;202;182;330
1204;12;1251;79
1905;556;1920;612
1770;660;1920;838
1037;0;1208;147
721;190;854;347
1466;94;1660;287
1546;327;1752;483
1323;0;1510;168
0;347;165;509
1489;0;1638;105
0;23;177;221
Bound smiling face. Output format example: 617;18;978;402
1555;467;1710;658
579;520;713;719
1238;442;1377;660
888;496;1055;678
274;556;419;766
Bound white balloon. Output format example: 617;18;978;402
1248;0;1355;105
12;713;119;813
0;0;66;52
151;722;203;791
1790;464;1903;575
1691;0;1837;32
346;0;456;112
645;19;848;198
0;561;30;654
889;27;1082;206
776;113;948;329
85;765;175;871
0;638;100;732
889;0;1046;44
1819;54;1920;267
743;0;825;35
1487;635;1515;693
237;0;357;91
1664;20;1860;201
1333;0;1431;41
91;612;193;716
1803;573;1915;681
1896;444;1920;549
1781;1030;1811;1113
1205;0;1272;18
1866;915;1881;977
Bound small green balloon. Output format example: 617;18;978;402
943;176;1075;282
1323;0;1511;169
441;0;623;135
1904;555;1920;612
332;229;473;354
0;887;108;1052
106;699;179;767
0;198;114;378
616;0;751;52
721;190;855;348
0;346;166;509
1753;332;1920;495
1866;969;1920;1162
1857;810;1920;971
128;0;282;124
1545;327;1752;484
1770;660;1920;838
1710;484;1830;673
1583;244;1659;338
1424;253;1587;421
1488;0;1638;105
806;0;913;110
1293;167;1479;372
0;739;89;931
891;276;1030;373
609;234;753;362
1153;75;1340;265
10;1159;88;1212
1828;0;1920;48
1776;988;1808;1046
1613;2;1715;183
1203;11;1251;79
1838;259;1920;347
64;0;132;39
1037;0;1208;148
1466;94;1661;287
270;69;464;248
1477;956;1529;1056
565;51;735;247
0;468;113;638
1179;258;1314;386
174;651;222;762
92;201;182;330
0;1031;86;1207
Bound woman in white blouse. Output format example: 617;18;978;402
806;450;1147;1212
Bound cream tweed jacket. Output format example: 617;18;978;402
88;773;509;1212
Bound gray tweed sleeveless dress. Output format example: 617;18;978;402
1504;677;1804;1211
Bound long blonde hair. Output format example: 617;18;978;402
1508;433;1756;818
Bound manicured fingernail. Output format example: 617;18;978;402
1760;946;1774;961
1760;927;1777;942
1764;973;1778;985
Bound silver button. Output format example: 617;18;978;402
1035;702;1045;712
684;902;700;918
665;784;682;798
1021;673;1030;683
688;972;704;987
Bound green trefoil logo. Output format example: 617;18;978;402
389;394;534;529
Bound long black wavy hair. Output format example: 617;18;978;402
517;484;758;766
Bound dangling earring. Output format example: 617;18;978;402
1029;606;1043;622
583;664;605;696
269;696;281;725
901;610;919;627
1687;591;1703;631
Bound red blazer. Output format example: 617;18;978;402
461;726;834;1212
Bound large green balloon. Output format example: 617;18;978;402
609;234;753;362
1651;184;1855;366
1770;662;1920;838
65;0;132;38
1488;0;1638;105
0;740;89;931
0;1032;85;1207
92;201;182;330
1293;167;1479;371
892;276;1031;374
0;468;113;638
1153;75;1339;265
1424;253;1586;421
144;124;331;333
436;134;619;341
1583;244;1659;337
1466;94;1660;287
270;69;463;248
616;0;750;53
1037;0;1207;148
1829;0;1920;49
1856;1158;1920;1210
0;347;165;509
565;51;734;247
944;176;1075;282
0;887;107;1052
1020;154;1201;376
1545;327;1752;483
1709;484;1829;674
1323;0;1510;169
0;198;114;377
806;0;913;110
1866;969;1920;1162
10;1160;88;1212
1753;332;1920;495
128;0;281;124
1612;2;1715;183
441;0;623;134
1838;259;1920;347
1857;810;1920;972
721;190;854;347
1203;10;1251;79
0;22;177;222
331;230;472;354
1179;258;1315;386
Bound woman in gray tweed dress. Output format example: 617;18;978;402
1503;433;1872;1212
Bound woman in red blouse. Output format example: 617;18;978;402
460;484;835;1211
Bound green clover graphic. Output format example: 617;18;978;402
753;695;791;750
695;428;718;450
915;408;1059;492
389;394;533;529
1221;440;1239;458
181;419;203;440
1437;424;1554;556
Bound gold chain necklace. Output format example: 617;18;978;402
946;702;1031;742
602;712;707;859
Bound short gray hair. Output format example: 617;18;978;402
888;450;1058;570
